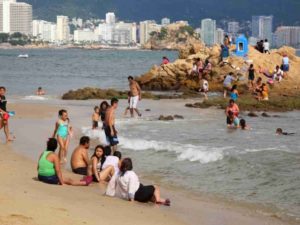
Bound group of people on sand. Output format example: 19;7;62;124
36;76;170;206
255;39;270;54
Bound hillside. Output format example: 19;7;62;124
25;0;300;26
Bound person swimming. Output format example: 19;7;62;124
276;128;295;136
240;119;250;130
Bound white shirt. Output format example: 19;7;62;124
203;80;209;91
102;156;119;174
106;171;140;200
263;42;270;51
223;75;234;87
274;68;283;76
283;56;289;65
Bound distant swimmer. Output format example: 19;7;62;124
0;86;14;142
104;98;119;154
38;138;90;186
92;106;100;129
161;56;170;65
52;109;72;163
240;119;251;130
36;87;45;96
71;136;90;176
128;76;142;117
276;128;295;136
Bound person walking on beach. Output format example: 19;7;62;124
128;76;142;117
106;158;171;206
52;109;72;163
104;98;119;154
38;138;91;186
0;87;13;142
71;136;90;175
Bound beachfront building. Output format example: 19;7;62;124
201;18;216;46
252;15;273;45
216;28;224;45
56;15;70;42
139;20;161;45
106;12;116;25
228;21;239;35
274;26;300;48
32;20;57;42
0;0;32;35
161;17;171;26
74;29;99;43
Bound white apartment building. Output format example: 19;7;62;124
139;20;161;45
0;0;32;35
201;18;216;46
228;21;239;35
274;26;300;48
56;15;69;42
74;29;99;43
161;17;170;26
32;20;56;42
106;12;116;25
216;28;224;45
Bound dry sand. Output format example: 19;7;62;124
0;102;299;225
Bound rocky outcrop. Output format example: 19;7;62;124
136;45;300;94
158;115;174;121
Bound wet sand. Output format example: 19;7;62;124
0;101;298;225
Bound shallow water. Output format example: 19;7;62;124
1;48;300;220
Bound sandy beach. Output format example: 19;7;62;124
0;101;299;225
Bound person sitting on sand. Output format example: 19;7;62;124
227;111;240;128
273;65;284;82
230;85;239;101
0;86;13;142
256;83;269;101
240;119;250;130
38;138;90;186
161;56;170;65
88;145;115;182
254;77;263;95
223;72;236;98
225;99;239;126
99;101;110;127
71;136;90;175
52;109;72;163
106;158;171;206
276;128;295;136
102;151;122;174
92;106;100;129
36;87;45;96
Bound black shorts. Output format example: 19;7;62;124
134;184;155;203
92;121;98;128
248;75;255;81
104;125;119;146
38;175;59;185
226;116;232;125
72;167;87;175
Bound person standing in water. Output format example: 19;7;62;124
92;106;100;129
104;98;119;154
52;109;72;163
0;87;13;142
128;76;142;117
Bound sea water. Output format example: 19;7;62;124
1;49;300;220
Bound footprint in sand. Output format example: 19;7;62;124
0;214;35;225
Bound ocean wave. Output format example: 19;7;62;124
81;126;109;146
118;136;228;164
22;95;48;101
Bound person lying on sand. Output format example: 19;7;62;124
276;128;295;136
106;158;171;206
37;138;90;186
71;136;90;176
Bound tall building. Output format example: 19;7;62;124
201;18;216;46
106;12;116;25
0;0;32;35
139;20;161;45
56;15;69;42
252;15;273;43
32;20;56;42
74;29;99;43
228;21;239;35
274;26;300;48
216;28;224;45
161;17;170;26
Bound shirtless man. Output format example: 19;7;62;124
104;98;119;154
128;76;142;117
71;136;90;175
0;87;13;142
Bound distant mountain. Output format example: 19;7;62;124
24;0;300;27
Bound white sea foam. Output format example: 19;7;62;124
23;95;48;101
81;126;109;146
118;136;227;164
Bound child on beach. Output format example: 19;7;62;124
52;109;72;163
248;64;255;90
106;158;171;206
240;119;250;130
230;85;239;101
0;86;14;142
199;78;209;100
256;83;269;101
227;111;240;128
92;106;100;129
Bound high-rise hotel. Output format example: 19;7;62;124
0;0;32;35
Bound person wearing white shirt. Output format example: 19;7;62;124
106;158;170;206
102;151;122;174
263;39;270;54
273;65;284;82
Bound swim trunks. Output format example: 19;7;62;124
38;175;59;185
72;167;88;175
104;125;119;146
134;184;155;203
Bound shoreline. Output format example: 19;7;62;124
2;100;299;225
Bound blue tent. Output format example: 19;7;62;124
235;35;249;57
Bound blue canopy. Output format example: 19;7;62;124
235;35;249;57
